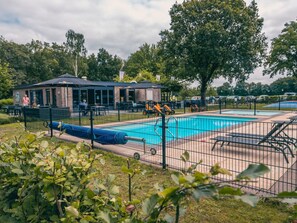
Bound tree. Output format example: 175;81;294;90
270;77;297;95
64;29;87;77
87;49;123;81
217;82;233;96
0;36;30;85
125;43;162;77
159;0;267;105
234;81;249;96
264;20;297;77
0;62;13;99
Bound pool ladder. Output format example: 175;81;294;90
154;116;178;140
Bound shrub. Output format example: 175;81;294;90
0;134;273;223
0;98;13;107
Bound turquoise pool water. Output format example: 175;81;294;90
221;110;282;116
105;115;255;145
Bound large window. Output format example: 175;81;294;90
108;90;114;106
73;89;79;109
81;90;87;102
128;90;135;102
51;89;57;107
95;90;101;105
45;89;50;105
102;90;108;105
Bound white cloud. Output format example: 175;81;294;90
0;0;296;84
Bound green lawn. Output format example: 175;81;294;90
0;123;296;222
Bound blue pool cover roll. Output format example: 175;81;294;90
50;121;128;145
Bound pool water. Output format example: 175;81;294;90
265;101;297;109
220;110;282;116
105;115;255;145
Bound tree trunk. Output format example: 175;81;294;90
75;55;78;77
200;80;207;107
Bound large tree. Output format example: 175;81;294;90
217;82;233;96
264;20;297;77
0;62;13;99
87;48;122;81
125;43;162;77
159;0;267;105
64;29;87;77
270;77;297;95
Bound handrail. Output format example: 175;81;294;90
154;118;162;139
167;116;178;140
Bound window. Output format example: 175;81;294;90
73;89;79;109
46;89;50;105
95;90;101;105
102;90;108;105
146;89;153;101
108;90;114;106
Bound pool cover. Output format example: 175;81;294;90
50;121;128;145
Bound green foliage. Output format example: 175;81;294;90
0;134;130;222
265;20;297;77
217;82;233;96
0;63;14;99
125;43;163;77
64;29;88;77
270;76;297;95
0;98;13;107
160;0;267;104
88;48;123;81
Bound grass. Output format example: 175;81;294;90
0;122;296;222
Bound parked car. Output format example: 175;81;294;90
257;95;269;102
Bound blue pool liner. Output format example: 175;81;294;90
50;121;128;145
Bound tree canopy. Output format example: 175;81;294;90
264;20;297;77
0;62;13;99
64;29;87;77
159;0;267;104
125;43;163;77
88;48;122;81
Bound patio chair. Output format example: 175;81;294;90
211;121;295;163
228;117;297;148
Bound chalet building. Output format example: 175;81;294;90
13;74;163;112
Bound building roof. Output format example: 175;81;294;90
14;74;164;89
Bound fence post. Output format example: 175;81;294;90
78;107;81;126
90;109;94;149
118;105;121;122
23;107;27;129
49;107;53;137
183;100;186;114
219;98;222;114
278;96;281;110
161;112;167;170
253;98;257;116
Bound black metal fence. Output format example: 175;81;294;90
22;105;297;195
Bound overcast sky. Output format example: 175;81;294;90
0;0;296;86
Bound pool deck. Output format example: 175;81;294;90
52;110;297;194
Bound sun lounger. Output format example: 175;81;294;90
228;118;297;148
211;121;294;163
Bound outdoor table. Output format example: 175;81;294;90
91;106;106;116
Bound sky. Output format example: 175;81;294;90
0;0;296;86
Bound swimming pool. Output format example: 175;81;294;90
265;101;297;109
220;110;282;116
104;115;255;145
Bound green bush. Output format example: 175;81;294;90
0;98;13;107
0;134;273;223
